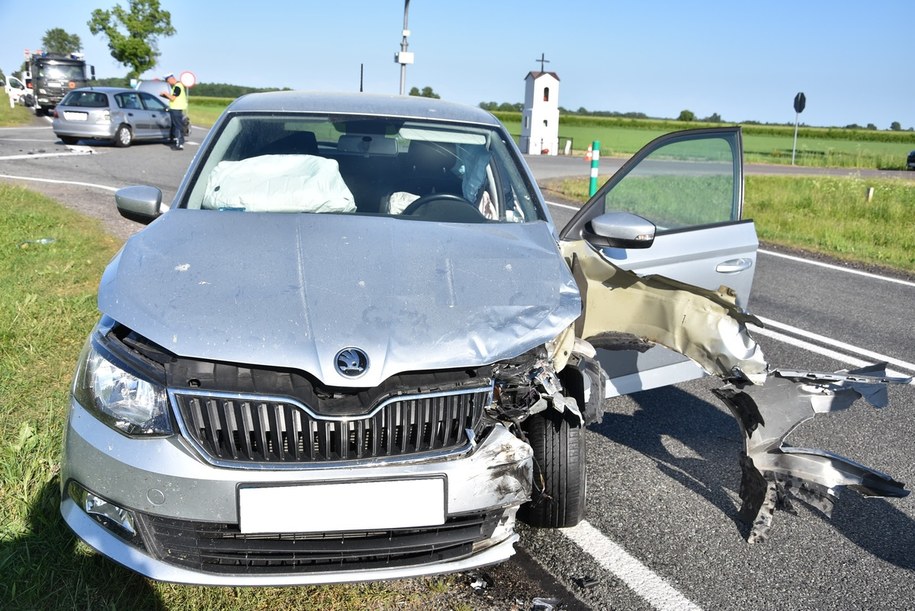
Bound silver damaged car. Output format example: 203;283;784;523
61;92;910;585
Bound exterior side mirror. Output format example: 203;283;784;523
115;185;163;224
582;211;655;249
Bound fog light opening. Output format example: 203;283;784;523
68;481;138;539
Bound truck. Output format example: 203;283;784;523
21;51;95;115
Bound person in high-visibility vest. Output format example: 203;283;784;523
160;73;188;150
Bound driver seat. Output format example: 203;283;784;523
382;140;463;213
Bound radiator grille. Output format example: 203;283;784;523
172;387;489;464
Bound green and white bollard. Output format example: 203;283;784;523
588;140;601;196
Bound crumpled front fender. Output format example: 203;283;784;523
713;364;911;542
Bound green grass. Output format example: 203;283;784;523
543;174;915;273
0;184;468;609
0;91;35;126
187;95;232;128
746;175;915;269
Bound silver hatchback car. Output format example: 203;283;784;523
60;91;909;585
52;86;171;147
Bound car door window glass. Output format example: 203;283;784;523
600;136;737;230
139;92;168;111
116;92;142;110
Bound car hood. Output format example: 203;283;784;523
99;210;581;387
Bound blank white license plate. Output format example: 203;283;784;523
63;111;88;121
238;478;446;534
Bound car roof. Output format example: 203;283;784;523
67;86;137;94
225;91;501;126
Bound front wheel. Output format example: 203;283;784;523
519;410;587;528
114;125;132;148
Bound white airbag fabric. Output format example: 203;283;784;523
203;155;356;213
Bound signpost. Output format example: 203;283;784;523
792;92;806;165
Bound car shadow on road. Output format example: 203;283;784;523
589;384;915;570
0;478;162;609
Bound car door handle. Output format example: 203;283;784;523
716;258;753;273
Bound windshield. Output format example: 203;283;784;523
36;63;85;81
183;113;544;223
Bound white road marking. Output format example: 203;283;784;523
545;199;580;211
755;316;915;375
0;150;94;161
758;248;915;288
561;521;703;611
750;323;914;382
0;138;55;142
0;173;118;192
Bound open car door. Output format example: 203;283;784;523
558;127;910;542
559;128;758;396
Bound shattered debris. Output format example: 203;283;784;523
532;597;562;610
572;575;600;589
713;364;912;542
468;570;494;591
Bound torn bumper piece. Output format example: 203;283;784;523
713;364;912;543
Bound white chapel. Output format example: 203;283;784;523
520;67;560;156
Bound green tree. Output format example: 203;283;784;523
41;28;82;54
88;0;176;80
890;121;902;131
677;109;696;121
704;112;722;123
409;86;440;99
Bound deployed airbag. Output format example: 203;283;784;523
202;154;356;213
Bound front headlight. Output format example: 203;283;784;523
72;339;172;436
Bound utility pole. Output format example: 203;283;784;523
395;0;414;95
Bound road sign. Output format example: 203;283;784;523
794;92;806;114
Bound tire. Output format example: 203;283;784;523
519;410;587;528
114;125;132;148
60;136;79;145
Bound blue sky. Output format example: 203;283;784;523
2;0;913;129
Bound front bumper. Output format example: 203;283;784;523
61;398;533;585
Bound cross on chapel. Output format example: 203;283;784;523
535;53;550;72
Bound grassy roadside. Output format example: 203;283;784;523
542;174;915;274
0;184;472;610
0;91;34;126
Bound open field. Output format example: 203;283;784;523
494;112;915;170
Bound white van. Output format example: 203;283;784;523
4;75;27;106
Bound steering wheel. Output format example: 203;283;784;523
401;193;485;222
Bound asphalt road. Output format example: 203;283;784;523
2;118;914;610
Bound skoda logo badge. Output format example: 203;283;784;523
335;347;369;378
